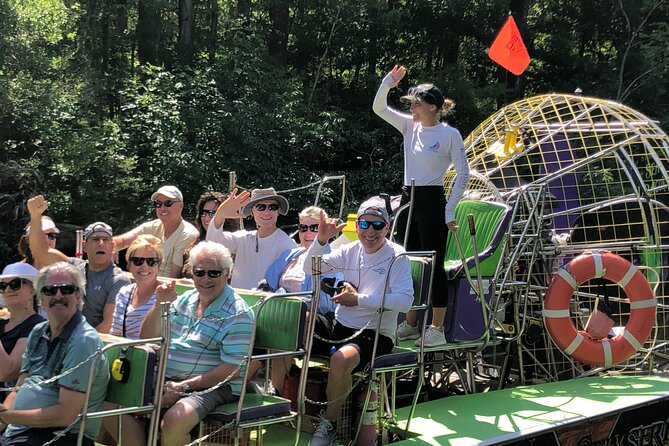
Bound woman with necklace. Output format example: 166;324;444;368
110;235;163;339
0;263;45;405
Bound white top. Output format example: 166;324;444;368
206;225;297;289
303;239;413;341
110;284;157;339
128;219;199;277
373;73;470;222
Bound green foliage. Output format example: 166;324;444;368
1;0;668;267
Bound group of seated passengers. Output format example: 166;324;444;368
0;187;413;446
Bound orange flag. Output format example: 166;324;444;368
488;15;530;75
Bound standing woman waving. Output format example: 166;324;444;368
373;65;470;347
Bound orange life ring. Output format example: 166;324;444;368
543;251;656;367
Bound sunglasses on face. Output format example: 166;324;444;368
201;210;217;218
46;233;59;240
129;257;159;267
0;278;28;292
154;200;177;208
254;203;279;212
192;269;224;278
40;284;78;296
298;224;319;233
358;220;386;231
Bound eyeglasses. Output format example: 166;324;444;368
298;224;319;233
358;220;386;231
0;278;27;292
201;210;217;218
129;257;159;267
154;200;177;208
192;269;224;278
40;284;78;296
254;203;279;212
46;233;59;240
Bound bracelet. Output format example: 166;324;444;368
181;382;191;393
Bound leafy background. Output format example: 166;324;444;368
1;0;667;264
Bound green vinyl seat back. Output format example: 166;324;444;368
104;344;158;407
409;255;434;308
253;295;307;352
444;200;512;279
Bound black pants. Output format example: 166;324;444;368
395;185;449;307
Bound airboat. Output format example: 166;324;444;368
84;93;669;446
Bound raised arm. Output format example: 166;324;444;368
372;65;411;133
210;188;250;231
26;195;68;265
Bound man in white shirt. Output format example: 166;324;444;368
206;187;296;289
302;203;413;446
114;185;198;278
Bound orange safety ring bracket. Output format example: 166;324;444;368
543;250;656;367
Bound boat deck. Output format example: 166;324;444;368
390;374;669;445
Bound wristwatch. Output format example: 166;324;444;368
181;382;191;393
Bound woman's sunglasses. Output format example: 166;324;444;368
46;233;59;240
154;200;177;208
192;269;224;278
129;257;159;267
298;224;319;233
0;278;28;292
254;203;279;212
201;210;217;218
358;220;386;231
41;284;78;296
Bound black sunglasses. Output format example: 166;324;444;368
298;224;319;233
129;257;159;267
46;233;59;240
193;269;224;278
358;219;386;231
254;203;280;212
201;209;217;218
154;200;177;208
41;284;78;296
0;278;28;292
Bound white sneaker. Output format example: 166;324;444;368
415;325;447;347
396;321;420;341
309;414;337;446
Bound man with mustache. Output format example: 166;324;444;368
0;262;110;446
27;195;130;333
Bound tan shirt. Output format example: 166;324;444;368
129;219;199;277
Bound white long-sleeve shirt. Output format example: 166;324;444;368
373;73;470;223
303;239;413;341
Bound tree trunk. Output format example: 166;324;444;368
137;0;162;65
208;0;218;62
178;0;195;65
267;0;290;63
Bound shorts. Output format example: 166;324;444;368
311;314;394;373
179;384;236;420
0;428;93;446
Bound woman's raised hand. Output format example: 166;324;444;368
388;65;406;88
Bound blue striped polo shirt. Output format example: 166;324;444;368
166;286;254;395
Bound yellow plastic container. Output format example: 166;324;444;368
341;213;359;241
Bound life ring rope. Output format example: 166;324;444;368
543;250;656;367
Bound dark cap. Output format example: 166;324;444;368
400;84;444;107
83;222;113;241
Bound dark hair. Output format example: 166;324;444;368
17;234;35;265
194;191;241;239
